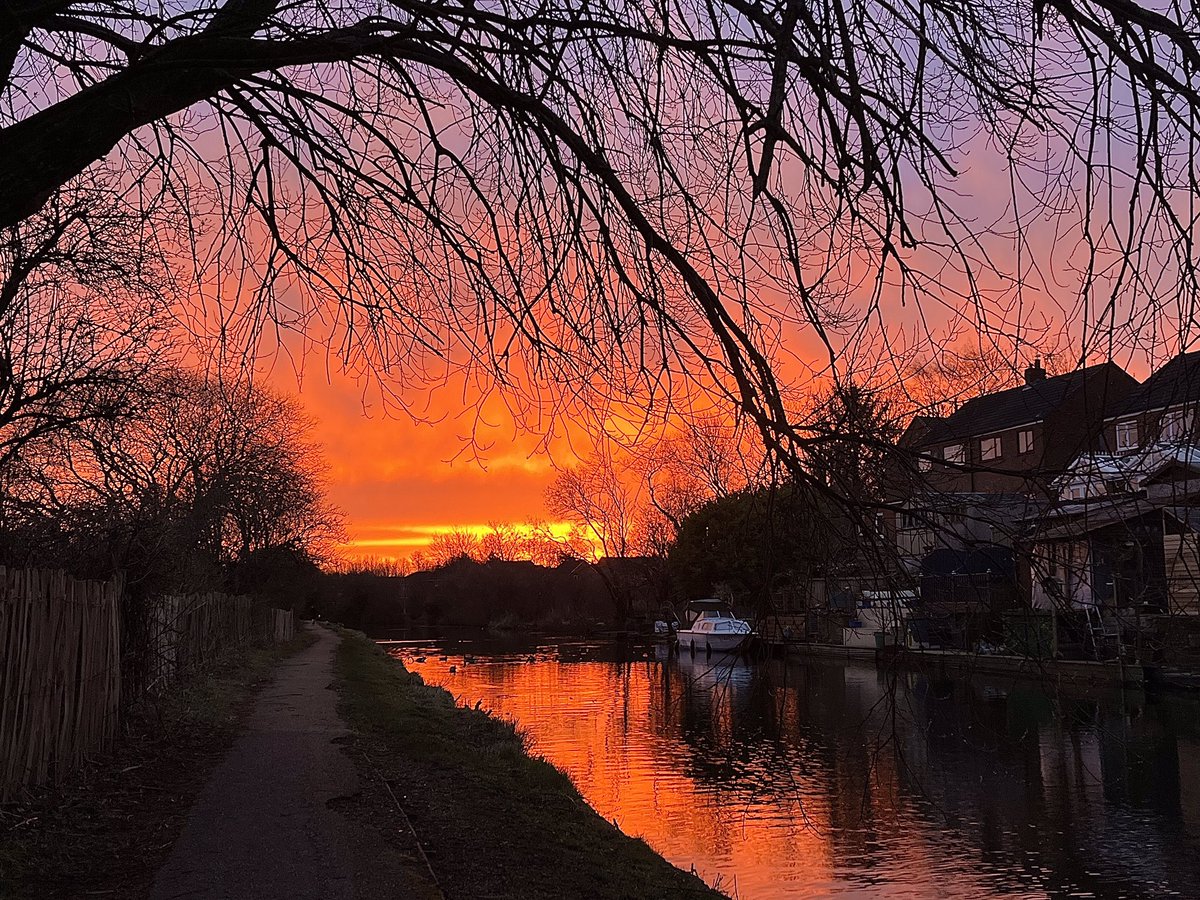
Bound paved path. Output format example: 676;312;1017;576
149;627;418;900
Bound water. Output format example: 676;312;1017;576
382;636;1200;899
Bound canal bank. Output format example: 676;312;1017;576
778;641;1150;688
778;638;1200;691
334;629;723;899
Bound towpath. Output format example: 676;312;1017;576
149;626;434;900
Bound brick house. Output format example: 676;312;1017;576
892;360;1138;566
902;360;1138;498
883;360;1138;649
1101;350;1200;458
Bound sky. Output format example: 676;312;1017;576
268;360;573;561
11;0;1199;568
243;49;1200;566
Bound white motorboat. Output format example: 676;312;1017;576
676;599;753;654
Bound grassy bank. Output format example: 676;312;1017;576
0;631;316;899
334;629;724;899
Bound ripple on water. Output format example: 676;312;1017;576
385;640;1200;899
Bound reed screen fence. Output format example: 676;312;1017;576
2;572;295;799
0;568;121;800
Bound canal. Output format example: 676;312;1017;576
383;637;1200;899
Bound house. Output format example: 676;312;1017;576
900;360;1139;497
1101;350;1200;457
1030;352;1200;620
1025;352;1200;662
891;360;1137;565
883;360;1138;649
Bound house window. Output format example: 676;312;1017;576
1066;483;1087;500
918;456;932;472
943;443;965;464
980;436;1001;461
1161;407;1195;442
1115;419;1139;452
1018;429;1034;454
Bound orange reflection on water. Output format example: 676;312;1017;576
469;652;837;895
391;645;1067;899
387;638;1200;898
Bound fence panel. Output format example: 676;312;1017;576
269;608;295;643
4;575;296;798
147;594;294;694
0;568;121;801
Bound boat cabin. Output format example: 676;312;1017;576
682;599;737;627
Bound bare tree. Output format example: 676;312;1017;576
478;522;527;562
637;418;761;534
0;172;174;468
546;449;649;559
517;520;594;567
339;554;412;577
3;1;1199;478
426;528;484;567
893;334;1076;419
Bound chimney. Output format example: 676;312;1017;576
1024;358;1046;387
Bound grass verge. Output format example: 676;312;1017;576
334;628;725;900
0;630;317;899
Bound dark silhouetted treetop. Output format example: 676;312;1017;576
3;0;1200;481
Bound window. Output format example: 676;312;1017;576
980;435;1001;461
918;455;932;472
1066;483;1088;500
1018;429;1034;454
1115;419;1139;452
943;443;965;464
1161;407;1195;442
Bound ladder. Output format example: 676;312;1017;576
1083;604;1121;660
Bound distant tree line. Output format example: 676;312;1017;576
0;346;341;689
318;557;637;632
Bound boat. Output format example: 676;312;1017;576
675;599;753;654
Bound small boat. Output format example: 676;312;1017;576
676;599;753;654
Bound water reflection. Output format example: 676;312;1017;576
383;637;1200;899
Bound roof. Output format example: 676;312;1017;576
911;363;1131;444
1057;445;1200;489
1031;495;1162;541
1051;451;1141;488
1116;350;1200;415
1143;446;1200;483
1164;506;1200;532
899;414;950;446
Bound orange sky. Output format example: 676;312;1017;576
247;124;1188;565
267;359;575;560
261;301;1134;563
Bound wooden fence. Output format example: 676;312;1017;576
147;593;252;693
3;575;297;800
268;607;295;643
0;569;122;801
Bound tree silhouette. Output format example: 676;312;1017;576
806;382;901;506
4;1;1199;473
